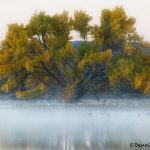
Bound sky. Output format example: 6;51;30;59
0;0;150;41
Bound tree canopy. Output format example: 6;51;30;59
71;10;92;40
93;7;141;51
0;7;149;101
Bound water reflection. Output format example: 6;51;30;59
0;103;150;150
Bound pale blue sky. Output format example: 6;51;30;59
0;0;150;41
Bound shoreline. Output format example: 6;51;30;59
0;98;150;111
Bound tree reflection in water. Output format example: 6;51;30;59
0;106;149;150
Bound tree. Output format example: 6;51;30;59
93;7;138;51
62;49;112;101
71;10;92;40
107;40;150;95
0;24;29;94
108;57;135;87
0;7;149;101
25;11;72;90
27;11;71;50
0;12;72;99
132;51;150;95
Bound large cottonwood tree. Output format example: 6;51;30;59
0;7;149;101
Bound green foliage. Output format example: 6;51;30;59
132;52;150;95
78;49;112;71
93;7;138;51
0;7;149;101
77;41;98;59
71;10;92;40
108;57;135;86
27;11;71;50
16;83;47;99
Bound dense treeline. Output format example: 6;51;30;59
0;6;150;101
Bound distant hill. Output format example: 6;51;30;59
71;40;82;49
71;40;150;53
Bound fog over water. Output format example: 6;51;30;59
0;98;150;150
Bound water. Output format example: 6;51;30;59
0;99;150;150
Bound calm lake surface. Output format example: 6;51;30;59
0;98;150;150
